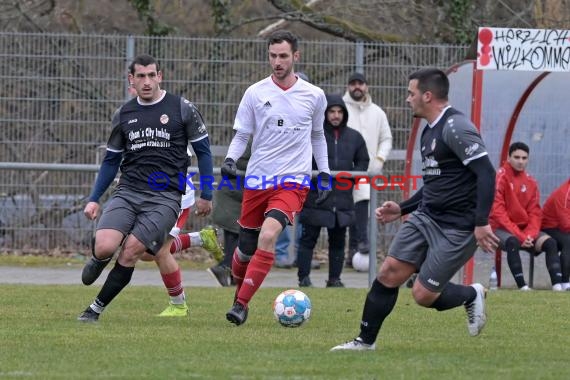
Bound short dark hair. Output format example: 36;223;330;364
408;68;449;100
128;54;160;75
509;141;530;156
267;30;298;52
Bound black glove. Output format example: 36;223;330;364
221;158;237;178
315;172;332;205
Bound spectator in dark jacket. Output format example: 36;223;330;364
297;94;369;287
208;139;252;286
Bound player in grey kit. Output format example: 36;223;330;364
332;68;499;351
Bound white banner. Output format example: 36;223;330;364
477;27;570;72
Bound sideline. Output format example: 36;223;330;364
0;266;370;288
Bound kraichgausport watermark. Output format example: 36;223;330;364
147;172;421;192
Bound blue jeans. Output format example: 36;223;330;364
275;226;291;263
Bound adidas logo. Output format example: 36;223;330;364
263;101;271;107
244;278;255;286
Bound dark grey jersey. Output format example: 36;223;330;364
418;107;489;229
107;92;207;193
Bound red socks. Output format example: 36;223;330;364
236;249;274;306
231;249;249;291
170;234;191;254
161;269;183;297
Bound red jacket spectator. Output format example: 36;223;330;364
490;162;542;243
542;178;570;233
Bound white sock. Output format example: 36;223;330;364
170;292;186;305
90;301;105;314
189;232;202;247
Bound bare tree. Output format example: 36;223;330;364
534;0;570;28
0;0;54;31
257;0;324;38
1;1;569;43
264;0;410;41
260;0;564;43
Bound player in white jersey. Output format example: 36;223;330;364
221;30;332;326
232;77;327;188
140;162;224;317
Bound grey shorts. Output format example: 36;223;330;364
388;211;477;292
494;229;549;253
97;187;180;255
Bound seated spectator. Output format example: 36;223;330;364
296;94;369;287
541;177;570;291
490;142;562;291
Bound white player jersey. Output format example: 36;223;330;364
180;149;195;209
233;76;327;188
180;182;195;209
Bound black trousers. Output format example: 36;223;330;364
221;229;239;268
297;222;346;281
543;228;570;282
348;200;369;254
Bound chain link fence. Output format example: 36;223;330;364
0;32;469;254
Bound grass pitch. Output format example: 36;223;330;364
1;285;568;379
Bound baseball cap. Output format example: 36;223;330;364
348;72;367;84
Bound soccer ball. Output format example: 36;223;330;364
273;289;311;327
352;251;369;272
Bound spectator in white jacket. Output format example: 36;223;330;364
342;72;393;267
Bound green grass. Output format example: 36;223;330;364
1;285;568;380
0;254;87;267
0;252;210;270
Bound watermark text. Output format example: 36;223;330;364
147;172;421;192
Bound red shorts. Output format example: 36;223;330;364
238;184;309;229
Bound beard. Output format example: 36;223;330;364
273;66;291;81
349;89;365;101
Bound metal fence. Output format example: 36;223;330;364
0;32;469;254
